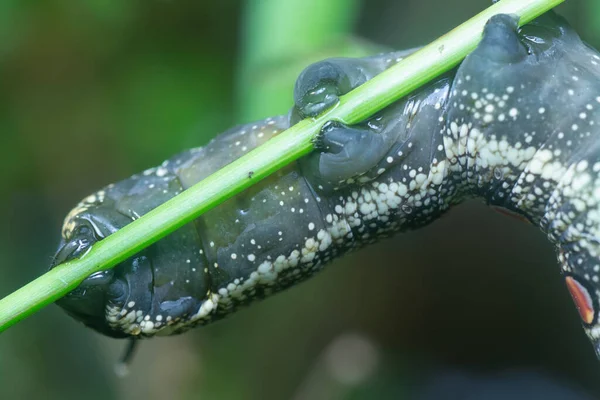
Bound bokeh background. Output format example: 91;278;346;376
1;1;599;399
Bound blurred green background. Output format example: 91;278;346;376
1;1;599;399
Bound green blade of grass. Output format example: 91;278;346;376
0;0;565;332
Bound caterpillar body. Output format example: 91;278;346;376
53;12;600;358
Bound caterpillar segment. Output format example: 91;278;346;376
52;12;600;358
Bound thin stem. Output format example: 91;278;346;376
0;0;564;332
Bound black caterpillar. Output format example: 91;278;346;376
52;12;600;358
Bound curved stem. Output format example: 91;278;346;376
0;0;564;332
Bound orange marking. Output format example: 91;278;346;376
565;276;595;324
490;206;531;224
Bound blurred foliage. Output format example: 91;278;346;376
583;0;600;45
236;0;381;121
0;1;598;399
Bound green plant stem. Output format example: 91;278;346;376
0;0;564;332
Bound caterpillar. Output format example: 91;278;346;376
52;12;600;359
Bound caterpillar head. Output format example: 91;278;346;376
51;196;137;338
52;189;214;339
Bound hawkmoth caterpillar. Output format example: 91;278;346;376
52;11;600;360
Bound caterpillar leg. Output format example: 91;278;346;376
473;14;528;64
303;121;394;187
453;11;582;100
291;59;359;121
290;49;417;123
292;51;418;189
